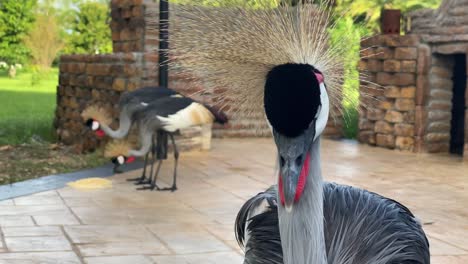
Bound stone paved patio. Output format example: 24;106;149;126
0;138;467;264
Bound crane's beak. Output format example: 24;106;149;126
273;125;315;212
279;156;303;212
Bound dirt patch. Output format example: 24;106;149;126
0;143;108;185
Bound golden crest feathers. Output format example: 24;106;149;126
81;105;113;126
104;140;133;158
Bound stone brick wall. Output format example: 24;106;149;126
359;0;468;160
56;0;344;152
358;35;420;151
359;35;468;156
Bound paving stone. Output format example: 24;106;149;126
32;213;80;226
0;205;68;216
146;223;230;254
4;236;72;252
14;194;63;206
2;226;62;237
77;241;170;257
151;251;243;264
0;252;80;264
64;225;156;244
84;255;153;264
0;216;34;227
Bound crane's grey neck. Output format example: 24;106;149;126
128;127;153;157
100;109;132;139
278;138;327;264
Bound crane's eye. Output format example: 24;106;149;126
85;119;93;127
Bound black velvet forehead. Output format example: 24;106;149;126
264;63;321;138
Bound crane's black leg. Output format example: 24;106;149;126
135;135;157;185
158;133;178;192
137;159;163;191
126;152;149;181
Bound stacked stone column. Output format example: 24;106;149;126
359;35;420;151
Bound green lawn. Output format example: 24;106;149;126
0;68;58;145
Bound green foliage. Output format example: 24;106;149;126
335;0;442;32
24;14;63;69
329;17;365;138
0;0;37;65
63;1;112;54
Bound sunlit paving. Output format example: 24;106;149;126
0;139;466;263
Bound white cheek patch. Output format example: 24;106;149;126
314;83;329;141
117;156;125;165
91;121;100;131
140;102;149;106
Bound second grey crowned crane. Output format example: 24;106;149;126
82;86;178;139
81;86;178;177
105;96;227;191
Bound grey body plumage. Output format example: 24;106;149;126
236;182;430;264
105;86;178;139
116;95;226;191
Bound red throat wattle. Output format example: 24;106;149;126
95;129;105;138
126;156;135;163
278;152;311;205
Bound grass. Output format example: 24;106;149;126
0;67;109;185
0;68;58;145
0;143;108;185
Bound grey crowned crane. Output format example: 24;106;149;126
104;96;227;191
164;1;430;263
82;86;178;139
81;86;178;177
234;64;430;264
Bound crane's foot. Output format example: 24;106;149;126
136;183;159;191
156;185;177;192
134;179;151;185
126;176;145;182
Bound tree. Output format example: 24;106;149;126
64;1;112;54
24;14;63;69
0;0;37;65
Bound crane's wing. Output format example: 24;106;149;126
323;183;430;264
119;86;178;108
235;185;283;264
235;183;430;264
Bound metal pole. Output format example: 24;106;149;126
157;0;170;161
159;0;169;88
